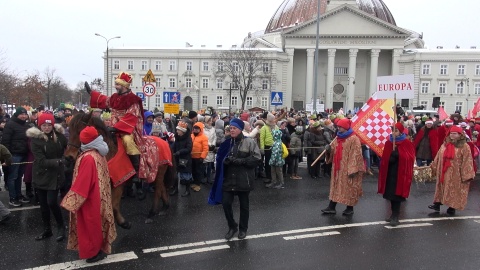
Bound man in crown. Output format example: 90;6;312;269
85;72;144;184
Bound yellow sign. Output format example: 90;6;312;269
164;104;179;114
143;69;156;83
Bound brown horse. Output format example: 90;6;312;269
64;112;176;227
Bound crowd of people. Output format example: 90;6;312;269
0;71;479;263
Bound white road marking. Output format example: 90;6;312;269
283;231;341;240
385;223;433;229
474;220;480;223
26;251;138;270
160;245;229;258
10;205;40;212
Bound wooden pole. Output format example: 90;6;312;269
393;93;397;150
311;137;337;166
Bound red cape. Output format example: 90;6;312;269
437;125;449;147
378;139;416;198
413;127;439;159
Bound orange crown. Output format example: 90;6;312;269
115;72;133;88
177;121;188;129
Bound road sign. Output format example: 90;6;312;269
143;69;156;83
271;91;283;105
143;83;156;97
163;92;181;104
136;92;145;101
164;104;180;114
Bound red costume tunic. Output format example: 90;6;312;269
413;127;439;160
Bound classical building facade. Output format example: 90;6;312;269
103;0;480;114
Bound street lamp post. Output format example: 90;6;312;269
95;33;121;96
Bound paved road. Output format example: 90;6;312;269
2;162;480;270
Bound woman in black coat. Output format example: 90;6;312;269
27;113;68;241
172;121;193;197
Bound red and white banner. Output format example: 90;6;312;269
438;106;448;121
471;96;480;118
351;93;395;157
376;74;415;99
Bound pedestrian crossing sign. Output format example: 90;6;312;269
142;69;156;83
271;92;283;105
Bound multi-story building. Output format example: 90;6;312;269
102;0;480;115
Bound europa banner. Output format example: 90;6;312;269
376;74;414;99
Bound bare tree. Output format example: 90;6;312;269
213;48;274;111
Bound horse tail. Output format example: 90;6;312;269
164;151;178;188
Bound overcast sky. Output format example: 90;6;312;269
1;0;478;89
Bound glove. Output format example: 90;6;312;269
232;158;245;165
85;81;92;95
173;151;180;156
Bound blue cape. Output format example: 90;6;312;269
208;138;232;205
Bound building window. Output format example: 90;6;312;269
476;64;480;75
440;64;448;75
141;80;146;87
420;101;428;110
203;62;209;71
475;83;480;95
186;61;192;71
155;61;162;71
438;82;447;94
114;60;119;70
263;63;270;73
169;60;176;71
458;64;466;75
185;78;192;88
155;94;161;107
455;102;463;113
127;60;134;70
246;96;253;107
233;62;239;72
422;64;431;75
262;79;269;90
202;96;208;105
456;83;464;94
334;67;348;75
216;96;223;106
155;78;161;88
141;60;147;70
439;101;446;108
169;77;176;88
231;96;238;106
261;97;268;107
216;78;223;89
421;82;430;94
218;62;224;72
202;78;209;89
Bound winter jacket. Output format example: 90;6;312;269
173;130;193;173
27;125;67;190
260;125;277;149
143;111;154;135
191;122;209;159
290;132;303;157
215;119;225;147
203;124;217;163
1;116;30;155
222;133;262;192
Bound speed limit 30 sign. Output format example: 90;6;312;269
143;83;156;97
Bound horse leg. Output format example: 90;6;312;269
146;165;168;223
112;183;131;229
157;165;170;216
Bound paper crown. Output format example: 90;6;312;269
101;112;112;120
115;72;133;88
64;103;74;110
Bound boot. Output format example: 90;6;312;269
169;185;178;196
56;226;66;242
389;213;400;227
181;184;190;197
321;201;337;214
35;229;53;241
428;202;441;212
25;183;34;198
135;182;146;201
128;154;141;183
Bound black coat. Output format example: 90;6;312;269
27;126;67;190
173;131;193;173
1;116;30;155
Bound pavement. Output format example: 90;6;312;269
2;161;480;270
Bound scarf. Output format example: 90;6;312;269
389;133;407;143
334;128;354;176
440;142;456;183
80;135;109;157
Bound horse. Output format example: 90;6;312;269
64;112;176;227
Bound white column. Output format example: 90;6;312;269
391;48;402;75
285;48;295;109
347;49;358;112
306;49;315;105
369;49;381;97
326;49;336;110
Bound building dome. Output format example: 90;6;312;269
265;0;396;33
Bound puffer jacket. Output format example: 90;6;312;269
215;119;225;146
290;132;303;157
203;124;217;163
222;133;262;192
1;116;30;155
27;124;67;190
191;122;209;159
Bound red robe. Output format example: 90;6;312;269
378;139;416;198
436;125;449;147
413;127;439;160
61;150;116;259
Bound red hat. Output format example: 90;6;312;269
475;118;480;123
115;72;133;88
449;126;463;134
80;126;99;144
445;119;454;126
337;118;351;130
37;112;55;127
394;122;405;133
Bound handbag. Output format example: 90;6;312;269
179;158;188;168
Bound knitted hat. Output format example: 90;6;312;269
240;113;249;121
115;72;133;88
312;121;321;128
277;120;286;128
154;112;163;118
460;122;467;128
37;112;55;126
230;118;244;131
445;119;454;126
204;115;212;123
150;122;162;135
394;122;405;133
266;113;275;125
80;126;99;144
188;111;198;119
164;113;171;119
176;121;188;133
14;107;27;117
324;119;332;126
449;126;463;134
421;115;428;122
337;118;351;130
197;115;205;123
254;120;265;127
